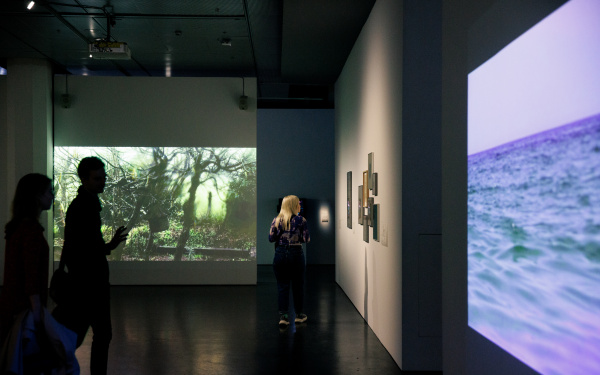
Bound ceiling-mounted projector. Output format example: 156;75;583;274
89;41;131;60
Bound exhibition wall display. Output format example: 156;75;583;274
355;152;379;243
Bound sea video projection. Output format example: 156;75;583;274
54;147;256;262
467;1;600;374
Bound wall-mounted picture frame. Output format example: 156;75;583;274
368;197;374;227
372;172;378;196
373;204;379;242
362;170;369;207
358;185;363;225
363;211;369;243
347;171;352;229
368;152;373;190
359;152;381;242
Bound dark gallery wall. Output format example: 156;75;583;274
442;0;569;374
401;0;443;368
0;76;6;278
256;109;335;265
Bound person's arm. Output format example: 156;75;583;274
301;218;310;243
268;218;280;243
22;227;47;324
106;226;128;253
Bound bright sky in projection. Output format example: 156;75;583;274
468;0;600;156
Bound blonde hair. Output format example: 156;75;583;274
275;195;299;231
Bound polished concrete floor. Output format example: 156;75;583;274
71;265;441;375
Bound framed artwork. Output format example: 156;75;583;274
363;212;369;242
358;185;363;225
359;153;381;242
362;170;369;207
368;152;373;190
373;204;379;242
347;171;352;229
368;197;374;227
372;172;378;196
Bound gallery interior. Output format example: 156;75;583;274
2;0;598;374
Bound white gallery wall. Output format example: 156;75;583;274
335;0;442;370
0;73;258;285
52;75;257;285
0;59;54;284
335;0;404;357
335;0;404;365
54;76;256;148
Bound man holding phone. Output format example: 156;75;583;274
54;156;128;375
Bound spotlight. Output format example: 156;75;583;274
27;1;35;9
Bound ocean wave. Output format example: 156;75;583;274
468;114;600;374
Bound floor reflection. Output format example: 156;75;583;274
70;265;413;374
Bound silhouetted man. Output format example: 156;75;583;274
54;156;127;375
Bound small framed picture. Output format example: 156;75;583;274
362;170;369;207
373;204;379;242
358;185;363;225
347;171;352;229
368;152;373;190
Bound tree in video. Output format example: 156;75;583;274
53;147;256;262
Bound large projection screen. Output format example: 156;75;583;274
467;1;600;374
53;76;257;285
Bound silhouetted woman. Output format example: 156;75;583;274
0;173;54;345
269;195;310;328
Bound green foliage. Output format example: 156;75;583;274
119;225;150;260
224;159;257;235
53;146;256;261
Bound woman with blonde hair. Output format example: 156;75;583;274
269;195;310;328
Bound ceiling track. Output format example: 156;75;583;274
39;3;91;43
21;11;247;19
8;2;261;83
242;0;260;96
38;3;151;76
0;24;64;71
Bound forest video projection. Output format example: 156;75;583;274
53;147;256;262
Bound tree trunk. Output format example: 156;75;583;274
173;158;204;261
144;230;155;261
112;198;144;260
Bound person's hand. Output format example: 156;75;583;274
108;226;128;251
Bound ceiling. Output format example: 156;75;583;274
0;0;375;108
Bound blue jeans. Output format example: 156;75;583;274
273;245;305;315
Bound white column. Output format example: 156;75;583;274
0;58;53;283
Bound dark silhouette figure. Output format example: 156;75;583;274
53;157;127;375
0;173;54;346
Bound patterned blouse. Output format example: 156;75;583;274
269;215;310;246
